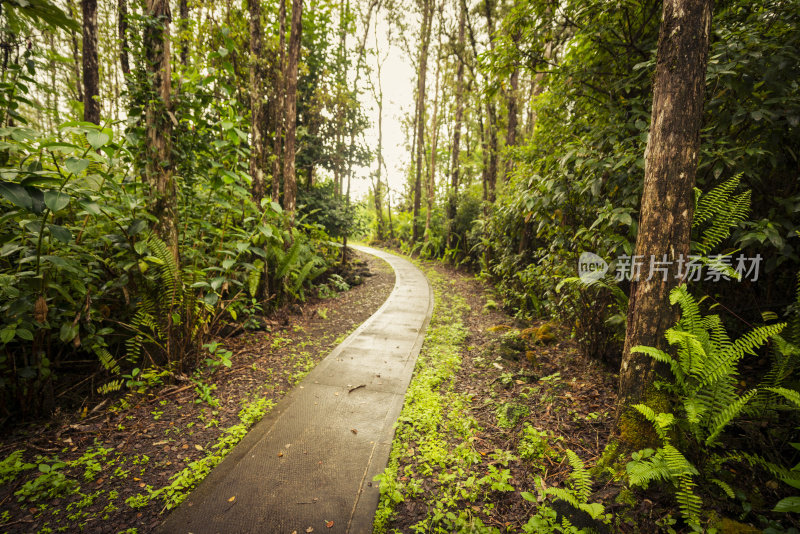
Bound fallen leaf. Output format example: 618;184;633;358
326;520;334;528
195;444;203;451
228;496;236;502
306;527;314;533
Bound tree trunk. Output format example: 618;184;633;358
118;0;130;76
618;0;714;438
271;0;286;203
178;0;189;66
81;0;99;124
504;65;519;179
483;0;497;204
447;0;466;249
282;0;302;222
424;15;442;241
67;0;83;103
144;0;179;263
412;0;433;243
248;0;267;207
372;38;386;240
486;100;497;203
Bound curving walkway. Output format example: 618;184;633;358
158;246;433;534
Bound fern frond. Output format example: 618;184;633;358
662;445;699;477
710;478;735;499
631;345;683;382
764;386;800;410
94;347;120;375
565;449;591;503
97;379;123;395
276;239;301;279
544;486;582;510
291;260;317;298
720;452;799;483
693;175;750;256
675;473;702;527
705;389;756;446
670;285;702;334
627;454;672;487
632;404;674;443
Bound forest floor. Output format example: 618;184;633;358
373;257;664;534
0;250;395;534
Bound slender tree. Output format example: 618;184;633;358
118;0;130;76
482;0;498;203
424;6;443;240
282;0;303;221
143;0;179;262
412;0;434;242
272;0;286;203
66;0;83;103
81;0;100;124
178;0;189;66
248;0;267;206
447;0;466;248
618;0;714;438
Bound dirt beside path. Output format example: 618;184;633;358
0;250;394;534
381;259;624;533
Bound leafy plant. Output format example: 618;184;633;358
626;285;794;528
522;449;611;533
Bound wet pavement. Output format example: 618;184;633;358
158;246;433;534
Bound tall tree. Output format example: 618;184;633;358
271;0;287;203
178;0;189;66
447;0;466;248
412;0;434;242
282;0;303;221
248;0;267;206
368;18;389;240
618;0;714;437
66;0;83;103
424;5;443;240
482;0;498;203
143;0;179;262
118;0;130;76
504;36;519;180
81;0;99;123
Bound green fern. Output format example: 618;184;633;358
541;449;610;525
628;284;787;526
692;175;751;256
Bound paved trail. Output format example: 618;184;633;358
158;246;433;534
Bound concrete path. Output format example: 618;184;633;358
158;246;433;534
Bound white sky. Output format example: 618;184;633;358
350;10;416;203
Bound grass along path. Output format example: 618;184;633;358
373;258;623;533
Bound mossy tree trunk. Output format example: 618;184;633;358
144;0;179;264
618;0;714;442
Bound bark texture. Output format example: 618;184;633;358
412;0;433;243
118;0;130;75
447;0;466;248
81;0;99;124
179;0;189;66
144;0;179;263
282;0;303;220
248;0;267;207
618;0;714;429
272;0;287;203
